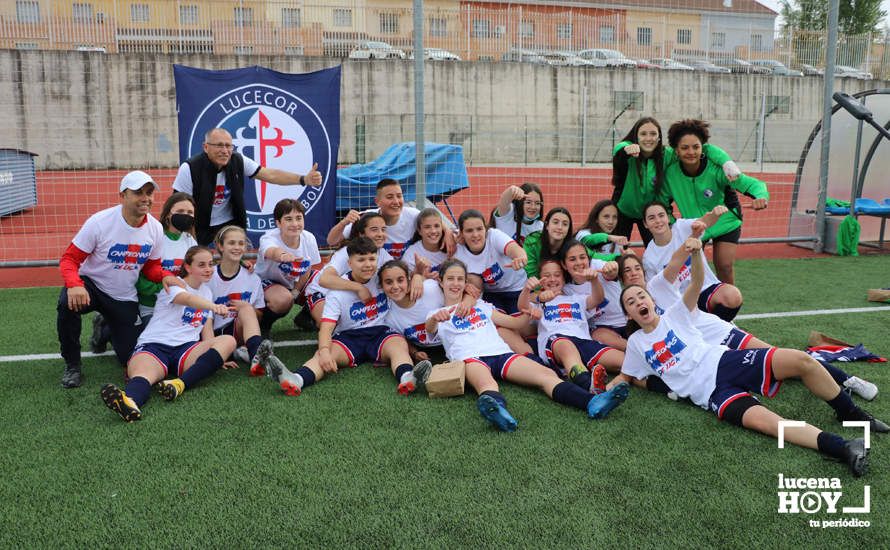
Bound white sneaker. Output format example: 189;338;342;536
844;376;878;401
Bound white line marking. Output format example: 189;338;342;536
2;306;888;363
736;305;890;320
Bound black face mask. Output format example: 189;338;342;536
170;214;195;232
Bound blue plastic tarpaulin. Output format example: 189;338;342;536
336;142;469;211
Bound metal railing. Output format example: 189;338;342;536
2;2;888;77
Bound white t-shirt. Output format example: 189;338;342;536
534;293;592;355
646;271;734;345
208;265;266;331
72;205;164;302
563;258;625;328
138;231;198;317
172;155;260;226
453;228;526;293
256;228;322;290
622;302;727;409
342;206;420;260
304;246;393;297
321;274;389;334
427;300;513;362
137;283;214;347
642;218;720;293
403;240;449;274
493;204;542;242
388;279;444;347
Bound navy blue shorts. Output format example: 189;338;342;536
544;334;613;369
698;283;725;313
130;341;201;378
482;290;522;315
592;324;627;339
332;325;404;367
720;327;753;350
465;352;523;381
708;347;781;420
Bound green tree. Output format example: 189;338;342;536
780;0;885;34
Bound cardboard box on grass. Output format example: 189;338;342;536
426;361;465;398
808;331;853;348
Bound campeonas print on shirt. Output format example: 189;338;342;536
644;329;687;374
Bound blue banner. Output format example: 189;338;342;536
173;64;340;245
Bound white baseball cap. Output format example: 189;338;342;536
119;170;159;192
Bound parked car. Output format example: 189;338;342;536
501;48;548;64
800;64;824;76
544;51;601;67
835;65;872;79
578;48;637;68
685;59;731;73
634;59;662;70
648;58;694;71
714;58;771;74
749;59;803;76
348;41;406;60
422;48;461;61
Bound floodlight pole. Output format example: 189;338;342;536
815;0;839;253
413;0;426;207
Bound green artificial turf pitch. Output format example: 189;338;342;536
1;256;889;547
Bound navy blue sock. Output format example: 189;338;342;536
245;335;263;362
481;390;506;407
125;376;151;407
646;376;672;395
395;363;412;381
551;381;593;411
296;366;316;388
816;359;849;384
180;349;223;389
571;371;592;392
709;303;741;322
817;431;848;460
827;389;857;419
259;309;285;335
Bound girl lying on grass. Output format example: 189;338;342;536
614;239;887;477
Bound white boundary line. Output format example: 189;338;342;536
3;306;888;363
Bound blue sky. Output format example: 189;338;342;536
757;0;890;28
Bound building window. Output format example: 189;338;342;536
130;4;149;23
519;20;534;39
16;1;40;23
637;27;652;46
599;25;615;44
430;17;447;38
677;29;691;45
752;33;763;52
282;8;301;28
766;95;790;114
234;45;253;55
380;13;398;34
179;5;198;25
234;7;253;26
285;46;304;56
72;3;93;24
333;8;352;27
16;42;39;49
557;23;572;40
472;19;490;39
711;32;725;48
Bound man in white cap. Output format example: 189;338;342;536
57;171;183;388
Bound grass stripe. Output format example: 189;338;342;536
737;305;890;320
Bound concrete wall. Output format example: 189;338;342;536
0;49;880;169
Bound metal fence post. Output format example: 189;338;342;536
815;0;839;253
413;0;426;206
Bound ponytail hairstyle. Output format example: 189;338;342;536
540;207;574;261
410;207;445;248
213;224;249;252
619;284;650;336
159;192;197;238
617;117;665;197
378;259;411;288
182;245;214;277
